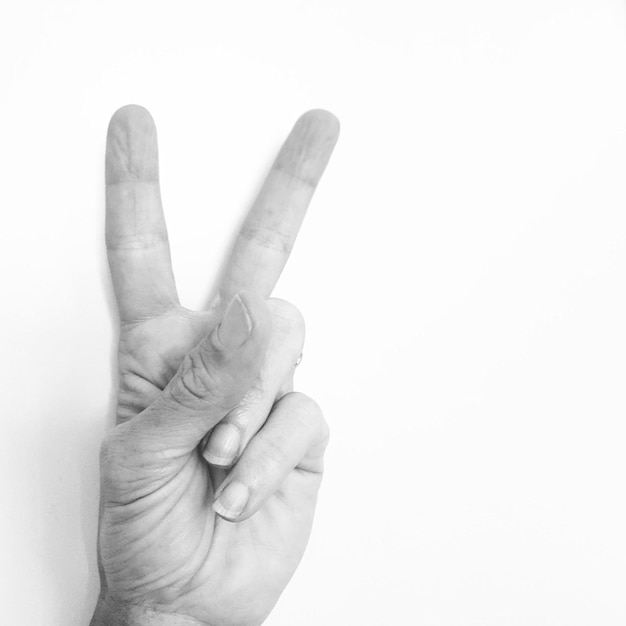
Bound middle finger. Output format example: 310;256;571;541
209;109;340;316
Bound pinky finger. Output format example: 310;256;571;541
212;391;329;522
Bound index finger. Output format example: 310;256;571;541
106;105;179;323
213;109;340;314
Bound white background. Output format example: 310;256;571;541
1;1;626;624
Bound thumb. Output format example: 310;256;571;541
126;292;271;455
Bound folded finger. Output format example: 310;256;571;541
212;392;329;522
201;298;304;466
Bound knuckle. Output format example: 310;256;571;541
268;298;305;341
317;414;331;446
168;348;221;409
245;441;286;496
261;436;289;469
289;390;320;415
239;222;293;255
288;392;328;443
226;381;264;425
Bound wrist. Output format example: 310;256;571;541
90;596;211;626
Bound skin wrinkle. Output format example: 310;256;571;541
119;371;161;396
106;177;160;186
227;381;265;421
104;451;196;510
176;368;213;405
270;163;318;190
105;489;204;586
94;599;211;626
237;222;294;254
174;523;216;598
117;375;161;408
116;348;169;422
131;530;212;598
171;346;233;413
108;232;170;251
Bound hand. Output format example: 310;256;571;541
91;105;340;626
105;105;337;426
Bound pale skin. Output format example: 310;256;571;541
91;105;340;626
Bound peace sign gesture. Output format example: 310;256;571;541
106;104;338;422
91;105;340;626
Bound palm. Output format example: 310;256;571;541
111;306;322;625
101;446;321;625
116;308;213;421
112;309;324;624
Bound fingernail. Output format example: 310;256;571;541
213;481;249;521
216;294;252;350
203;423;241;466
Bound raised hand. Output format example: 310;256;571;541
91;106;340;626
105;105;338;426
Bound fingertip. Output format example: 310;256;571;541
202;422;241;467
235;290;273;343
106;104;159;184
212;480;249;522
274;109;340;187
108;104;155;131
295;108;341;142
